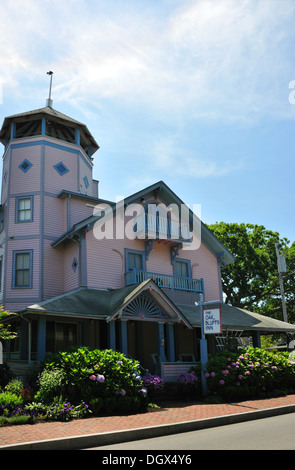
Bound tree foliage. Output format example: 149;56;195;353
208;222;295;323
0;306;18;341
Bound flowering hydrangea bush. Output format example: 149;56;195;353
176;371;199;399
142;375;164;393
0;348;149;425
198;347;295;400
35;347;147;414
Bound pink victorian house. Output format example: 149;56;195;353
1;103;294;379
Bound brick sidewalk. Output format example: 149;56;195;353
1;394;295;447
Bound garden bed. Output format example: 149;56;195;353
1;346;295;427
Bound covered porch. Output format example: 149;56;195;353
2;280;199;380
3;280;295;382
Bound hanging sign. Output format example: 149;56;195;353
203;307;222;334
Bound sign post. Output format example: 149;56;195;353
196;296;222;397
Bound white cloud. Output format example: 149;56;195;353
150;134;241;179
1;0;294;124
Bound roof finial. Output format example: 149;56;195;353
46;71;54;107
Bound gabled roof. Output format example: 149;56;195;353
18;281;295;333
52;180;235;266
21;279;192;328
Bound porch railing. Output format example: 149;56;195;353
125;269;203;293
161;362;199;382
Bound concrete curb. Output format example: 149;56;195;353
2;403;295;450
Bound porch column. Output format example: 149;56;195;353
83;319;90;347
157;322;166;362
20;319;28;360
252;331;261;348
37;315;46;362
120;319;128;355
166;323;175;362
108;321;116;350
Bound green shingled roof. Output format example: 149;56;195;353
22;281;295;334
24;280;191;327
179;302;295;333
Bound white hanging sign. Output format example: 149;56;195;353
203;307;222;334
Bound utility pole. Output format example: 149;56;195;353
275;243;288;323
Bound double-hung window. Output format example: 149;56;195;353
127;250;144;271
13;251;33;288
125;249;145;285
174;259;191;278
16;196;33;223
173;258;192;291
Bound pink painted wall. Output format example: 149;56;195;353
85;209;221;302
9;144;41;194
44;144;78;194
44;196;66;237
63;240;80;293
86;228;144;290
43;242;65;300
68;197;94;227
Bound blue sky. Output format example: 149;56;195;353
0;0;295;242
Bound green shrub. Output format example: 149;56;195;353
89;397;103;415
24;400;91;421
0;391;23;411
5;379;24;395
195;347;295;400
34;367;67;404
42;347;145;406
0;415;32;427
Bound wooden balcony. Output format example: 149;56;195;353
125;269;204;293
135;213;191;242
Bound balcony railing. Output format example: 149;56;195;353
125;269;204;293
135;214;191;241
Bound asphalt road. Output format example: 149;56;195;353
85;412;295;450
